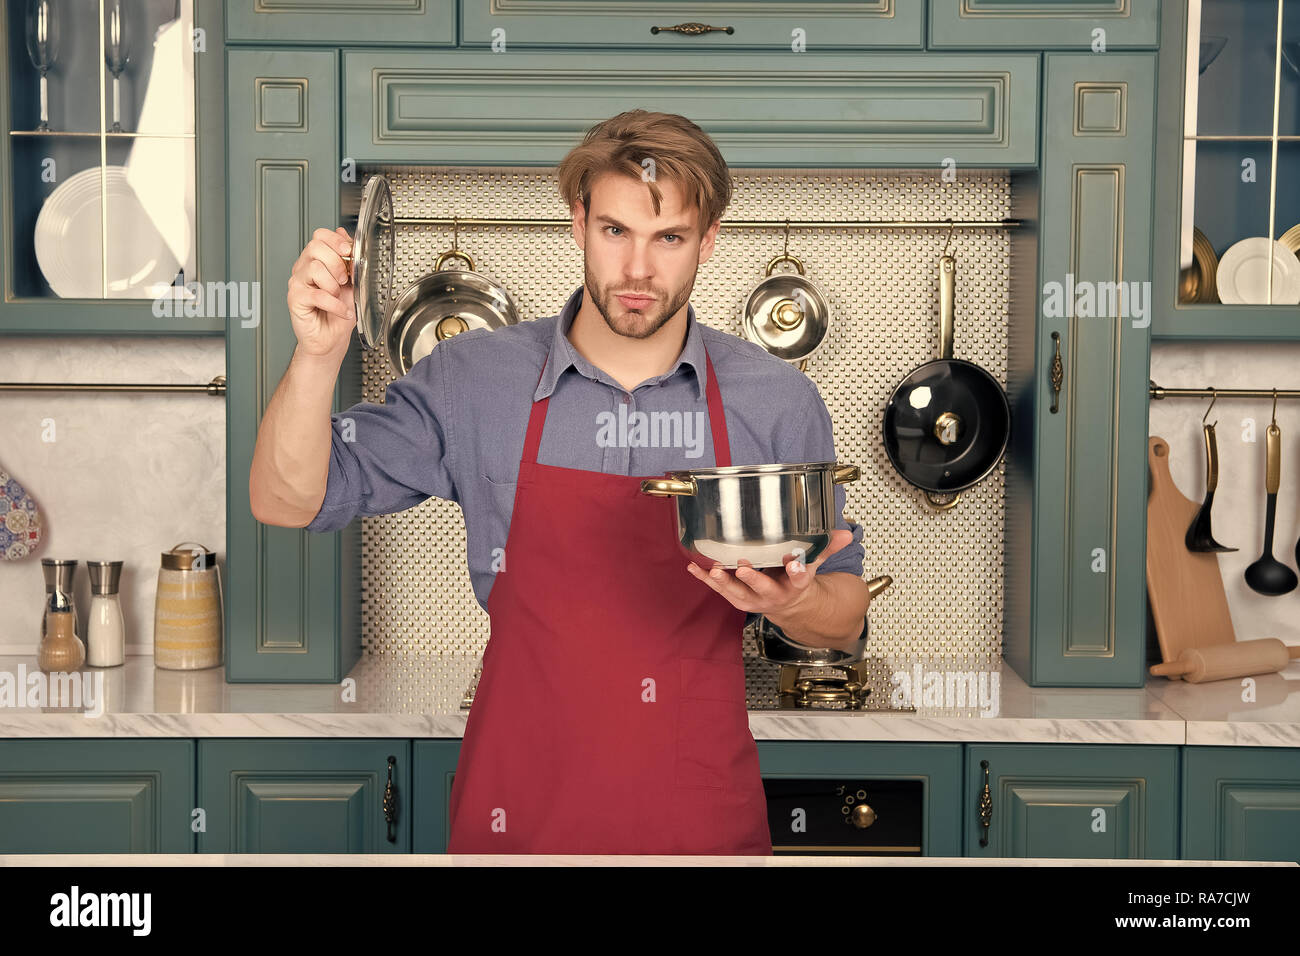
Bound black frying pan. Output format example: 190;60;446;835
882;252;1010;510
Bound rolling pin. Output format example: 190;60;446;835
1149;638;1300;683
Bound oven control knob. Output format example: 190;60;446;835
850;803;877;828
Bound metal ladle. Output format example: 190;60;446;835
1245;392;1298;595
1185;390;1238;552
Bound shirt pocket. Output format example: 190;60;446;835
676;657;750;791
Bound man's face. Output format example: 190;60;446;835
572;171;720;339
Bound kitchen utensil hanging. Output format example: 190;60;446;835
741;221;831;373
1244;392;1298;595
386;233;520;376
1185;390;1238;553
882;226;1011;511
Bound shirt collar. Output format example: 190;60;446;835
534;286;708;402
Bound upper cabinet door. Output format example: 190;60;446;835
225;0;455;45
343;51;1038;167
930;1;1160;49
459;1;923;50
1;0;225;334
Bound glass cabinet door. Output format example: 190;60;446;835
1179;0;1300;308
6;0;196;302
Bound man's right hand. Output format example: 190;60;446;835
287;226;357;359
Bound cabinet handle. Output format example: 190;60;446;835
1049;331;1064;414
650;22;735;36
978;760;993;848
383;755;398;843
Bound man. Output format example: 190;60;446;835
250;110;874;856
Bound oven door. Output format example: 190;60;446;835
763;778;924;855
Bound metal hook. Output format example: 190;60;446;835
782;219;790;259
453;215;460;250
1202;388;1218;426
942;219;955;258
1272;388;1278;426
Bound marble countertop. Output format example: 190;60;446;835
2;652;1297;746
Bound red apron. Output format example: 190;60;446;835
446;346;772;855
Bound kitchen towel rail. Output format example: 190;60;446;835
0;375;225;394
1150;382;1300;401
388;216;1024;229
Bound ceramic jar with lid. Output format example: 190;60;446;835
153;542;223;669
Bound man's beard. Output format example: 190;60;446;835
585;259;694;340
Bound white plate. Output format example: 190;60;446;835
34;165;190;298
1216;237;1300;305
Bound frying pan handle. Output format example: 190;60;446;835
922;491;962;511
939;254;956;362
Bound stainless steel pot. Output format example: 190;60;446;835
385;248;519;375
741;252;832;373
640;461;859;569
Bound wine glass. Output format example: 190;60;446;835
25;0;59;132
105;0;131;133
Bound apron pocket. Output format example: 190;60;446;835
676;657;748;791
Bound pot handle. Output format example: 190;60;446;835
435;248;476;272
922;491;962;511
939;253;956;362
640;477;697;497
765;252;806;276
832;464;860;484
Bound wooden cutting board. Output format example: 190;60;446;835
1146;435;1238;667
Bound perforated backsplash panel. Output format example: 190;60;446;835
356;166;1010;702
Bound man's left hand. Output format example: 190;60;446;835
685;529;853;616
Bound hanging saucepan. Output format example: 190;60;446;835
340;174;395;353
742;252;831;373
882;248;1010;511
384;247;520;376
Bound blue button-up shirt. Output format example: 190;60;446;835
306;285;866;616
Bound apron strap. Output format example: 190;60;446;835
521;346;730;467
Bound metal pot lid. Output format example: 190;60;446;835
386;262;519;375
882;359;1010;493
742;254;831;363
351;175;395;351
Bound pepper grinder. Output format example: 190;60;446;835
40;558;80;642
38;587;85;672
86;560;126;666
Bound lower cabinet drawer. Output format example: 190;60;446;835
966;744;1179;859
0;739;194;854
197;740;410;853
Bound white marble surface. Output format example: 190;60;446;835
6;651;1297;745
0;852;1291;867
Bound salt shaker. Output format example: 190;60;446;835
40;558;80;642
38;588;85;673
86;560;126;667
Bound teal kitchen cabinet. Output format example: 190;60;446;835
0;739;194;853
342;51;1039;167
0;0;227;334
197;740;411;852
1182;747;1300;863
225;0;455;46
412;739;461;853
1002;54;1156;687
966;744;1179;859
1150;0;1300;340
458;1;924;50
929;0;1160;49
411;739;962;855
226;48;363;682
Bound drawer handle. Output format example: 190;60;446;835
978;760;993;847
1050;331;1064;414
383;755;398;843
650;22;735;36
